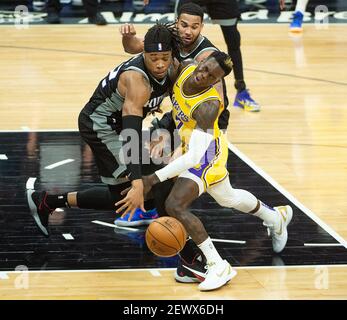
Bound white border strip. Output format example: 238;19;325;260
228;143;347;249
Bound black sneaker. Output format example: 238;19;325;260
27;190;54;236
88;13;107;25
46;12;61;24
174;258;207;283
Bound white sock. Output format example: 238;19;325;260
198;237;223;265
295;0;309;14
252;201;280;226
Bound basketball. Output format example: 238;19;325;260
145;217;187;257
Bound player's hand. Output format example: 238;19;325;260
149;130;171;159
119;23;137;37
142;174;159;197
116;179;145;220
279;0;285;10
150;136;165;159
143;0;150;5
120;175;157;199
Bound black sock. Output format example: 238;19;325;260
179;238;204;265
46;194;68;209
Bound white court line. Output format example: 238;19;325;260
211;238;246;244
304;243;344;247
21;126;31;131
92;220;140;232
150;270;162;277
228;143;347;249
2;264;347;275
26;177;37;190
62;234;74;240
0;154;8;160
45;159;74;170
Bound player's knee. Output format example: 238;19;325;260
165;196;184;219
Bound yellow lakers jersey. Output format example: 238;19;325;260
171;64;224;152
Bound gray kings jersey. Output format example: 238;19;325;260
82;53;172;134
175;35;218;62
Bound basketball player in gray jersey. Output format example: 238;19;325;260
27;24;177;236
121;4;232;130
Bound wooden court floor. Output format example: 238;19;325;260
0;23;347;299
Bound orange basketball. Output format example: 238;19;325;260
145;217;187;257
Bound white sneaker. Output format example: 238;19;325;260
198;260;237;291
264;205;293;253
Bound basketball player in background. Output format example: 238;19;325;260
46;0;107;24
289;0;310;33
130;1;260;112
118;52;293;291
26;24;177;236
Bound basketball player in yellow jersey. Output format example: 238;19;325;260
120;51;293;291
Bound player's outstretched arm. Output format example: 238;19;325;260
116;72;151;217
120;23;144;54
143;100;220;191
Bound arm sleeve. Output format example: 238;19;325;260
155;129;214;182
122;115;143;181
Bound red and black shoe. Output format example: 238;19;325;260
27;190;54;236
174;257;207;283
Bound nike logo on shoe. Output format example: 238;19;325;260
182;264;207;280
275;219;283;236
216;264;231;278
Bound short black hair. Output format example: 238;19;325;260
208;51;233;76
177;3;204;22
144;23;173;52
144;22;182;57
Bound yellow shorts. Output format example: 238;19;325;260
179;134;229;195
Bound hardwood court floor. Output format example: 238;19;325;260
0;24;347;299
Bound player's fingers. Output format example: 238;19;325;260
116;202;130;214
115;196;128;208
120;186;132;196
129;24;136;34
120;211;128;218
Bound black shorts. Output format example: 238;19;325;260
78;110;128;185
78;106;164;185
177;0;239;20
